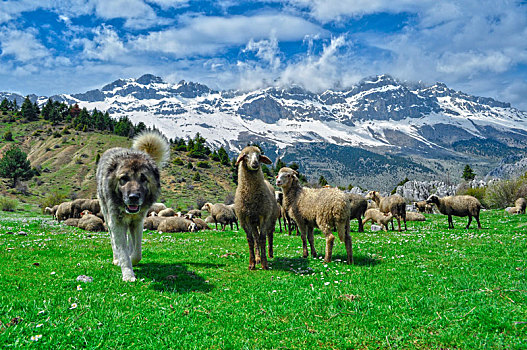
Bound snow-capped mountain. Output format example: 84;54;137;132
3;74;527;189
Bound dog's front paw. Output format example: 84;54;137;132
113;259;120;266
122;274;136;282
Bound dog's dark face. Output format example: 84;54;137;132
113;160;159;214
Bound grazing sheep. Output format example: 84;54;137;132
362;209;393;231
426;195;481;229
201;202;238;230
234;146;280;270
56;201;73;221
147;203;167;216
144;216;166;230
158;217;197;233
63;218;80;227
276;167;353;264
365;191;407;231
405;211;426;221
346;193;367;233
158;208;176;217
414;200;433;214
78;212;106;232
226;204;239;230
515;198;526;214
505;206;521;215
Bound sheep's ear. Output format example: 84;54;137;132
293;170;299;175
235;153;246;166
260;155;272;164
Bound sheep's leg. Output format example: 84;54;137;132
404;216;407;231
396;217;402;232
244;227;257;270
338;221;353;264
466;215;473;229
475;215;482;229
297;222;310;258
267;228;274;259
390;220;395;231
448;215;454;229
357;217;364;233
323;228;335;263
129;220;143;266
258;230;269;270
278;217;283;233
307;226;317;258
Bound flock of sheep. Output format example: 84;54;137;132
44;145;527;269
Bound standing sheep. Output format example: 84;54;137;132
414;200;433;214
234;146;280;270
362;209;393;231
515;198;526;214
276;167;353;264
365;191;407;231
201;203;238;230
426;195;481;229
345;193;367;232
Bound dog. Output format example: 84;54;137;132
96;131;169;282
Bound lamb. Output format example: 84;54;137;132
276;167;353;264
362;208;393;231
405;211;426;221
201;202;238;230
426;194;481;229
78;211;106;232
143;216;166;230
414;200;433;214
515;197;526;214
365;191;407;231
147;203;167;216
158;208;177;217
346;193;367;232
158;217;197;233
234;146;280;270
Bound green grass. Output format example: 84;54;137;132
0;210;525;348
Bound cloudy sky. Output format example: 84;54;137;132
1;0;526;109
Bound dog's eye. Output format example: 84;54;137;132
140;174;148;183
119;176;129;185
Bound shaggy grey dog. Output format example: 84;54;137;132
96;131;169;282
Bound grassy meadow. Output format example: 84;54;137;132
0;209;526;348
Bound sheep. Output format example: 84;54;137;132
365;191;407;231
276;167;353;264
186;209;202;218
515;198;526;214
56;201;73;221
204;215;215;224
78;212;106;232
191;218;210;231
226;204;239;230
426;194;481;229
414;200;433;214
234;146;280;270
201;202;238;230
158;217;197;233
405;211;426;221
144;216;166;230
63;218;80;227
505;206;521;215
147;203;167;216
158;208;177;217
346;193;367;233
362;209;393;231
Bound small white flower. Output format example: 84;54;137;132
36;324;43;328
50;271;56;275
30;335;43;341
77;285;82;291
38;310;45;314
334;281;339;284
69;303;78;309
324;282;330;286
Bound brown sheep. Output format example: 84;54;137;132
191;218;210;230
414;200;433;214
56;201;73;221
204;215;215;224
277;167;353;264
158;208;177;217
426;195;481;229
187;209;202;218
158;217;197;233
405;211;426;221
515;198;526;214
362;208;393;231
78;213;106;232
63;218;80;227
144;216;166;230
201;203;237;230
365;191;407;231
275;191;296;235
147;202;167;216
346;193;367;232
234;146;280;270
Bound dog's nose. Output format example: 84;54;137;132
128;193;140;202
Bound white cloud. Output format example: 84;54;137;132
243;35;281;70
0;28;50;62
146;0;188;10
131;14;327;57
80;25;128;61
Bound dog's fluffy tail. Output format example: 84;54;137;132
132;131;170;166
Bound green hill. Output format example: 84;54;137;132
0;112;237;212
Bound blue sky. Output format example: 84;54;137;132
1;0;526;110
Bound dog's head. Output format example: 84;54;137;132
111;158;159;215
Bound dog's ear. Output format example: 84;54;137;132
259;155;272;164
235;152;246;166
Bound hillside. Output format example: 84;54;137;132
0;113;237;211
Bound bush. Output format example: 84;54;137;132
4;131;13;141
464;187;487;206
173;157;184;166
196;161;211;168
39;192;67;213
196;196;207;210
187;161;193;170
53;131;61;138
0;196;18;211
193;172;201;181
484;178;522;209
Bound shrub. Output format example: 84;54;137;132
4;131;13;141
39;192;67;213
464;187;487;206
193;172;201;181
484;178;522;209
187;161;193;170
173;157;184;166
196;196;207;210
196;161;211;168
0;196;18;211
53;131;61;138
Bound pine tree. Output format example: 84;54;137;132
0;146;34;187
318;175;328;187
218;146;230;165
41;99;53;120
274;158;287;173
21;96;37;121
0;98;9;111
462;164;476;181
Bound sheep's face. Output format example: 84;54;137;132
276;168;298;188
235;146;272;171
426;195;439;204
188;222;198;232
201;203;211;211
365;191;379;201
